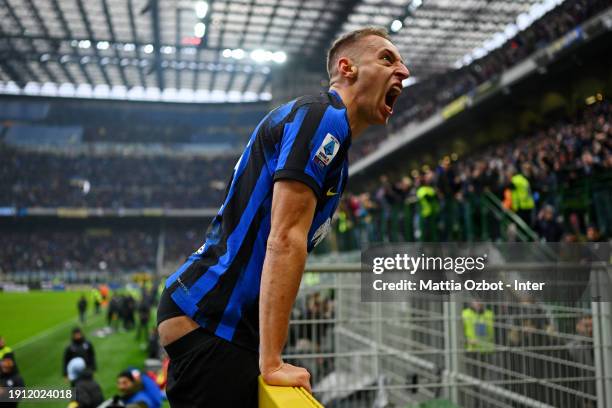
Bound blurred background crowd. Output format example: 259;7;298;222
336;100;611;250
352;0;612;159
0;152;232;209
2;100;609;276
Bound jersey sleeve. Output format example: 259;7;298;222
273;103;347;198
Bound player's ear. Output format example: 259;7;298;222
338;57;357;79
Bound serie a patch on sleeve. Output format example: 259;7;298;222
314;133;340;168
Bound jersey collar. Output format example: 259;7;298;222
328;89;345;108
327;89;352;147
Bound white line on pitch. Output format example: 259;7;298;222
12;314;103;350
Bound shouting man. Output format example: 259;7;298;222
157;27;409;407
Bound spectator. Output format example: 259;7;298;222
62;328;96;379
462;301;495;353
67;357;86;385
567;213;587;242
67;357;104;408
0;356;24;408
567;315;594;366
417;171;440;242
0;336;15;362
77;295;87;324
566;315;595;408
586;225;605;242
376;175;400;242
108;296;120;331
535;205;564;242
122;295;136;331
507;165;535;227
115;369;162;408
462;301;496;389
135;301;151;342
92;288;102;315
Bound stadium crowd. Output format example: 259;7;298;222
352;0;611;160
0;226;209;275
337;101;612;247
1;3;609;210
0;229;158;274
1;101;610;275
0;151;233;208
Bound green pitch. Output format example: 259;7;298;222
0;291;163;408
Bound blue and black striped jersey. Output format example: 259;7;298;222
165;90;351;351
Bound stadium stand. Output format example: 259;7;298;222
4;124;83;147
0;228;157;275
351;0;612;161
1;99;609;280
0;98;267;144
0;148;234;208
335;100;612;248
0;224;202;279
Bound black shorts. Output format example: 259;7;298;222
162;306;259;407
157;288;185;326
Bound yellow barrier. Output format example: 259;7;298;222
258;377;324;408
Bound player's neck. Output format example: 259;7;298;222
329;86;368;138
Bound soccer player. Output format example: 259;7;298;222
157;27;409;407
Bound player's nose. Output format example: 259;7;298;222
396;63;410;81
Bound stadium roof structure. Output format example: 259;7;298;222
0;0;564;103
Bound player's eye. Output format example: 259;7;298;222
382;54;393;63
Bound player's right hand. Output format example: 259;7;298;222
261;362;312;393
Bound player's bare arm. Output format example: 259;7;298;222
259;179;317;393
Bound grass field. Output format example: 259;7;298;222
0;291;160;408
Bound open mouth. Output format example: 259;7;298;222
384;85;402;115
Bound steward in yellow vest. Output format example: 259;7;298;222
462;302;495;353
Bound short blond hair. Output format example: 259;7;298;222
326;27;391;79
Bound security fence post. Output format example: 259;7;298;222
443;295;460;403
593;299;612;408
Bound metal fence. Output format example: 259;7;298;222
284;264;612;408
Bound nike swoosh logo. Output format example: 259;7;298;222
326;188;338;197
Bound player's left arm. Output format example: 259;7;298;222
259;179;317;392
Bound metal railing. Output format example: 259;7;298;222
482;191;539;243
284;263;612;408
